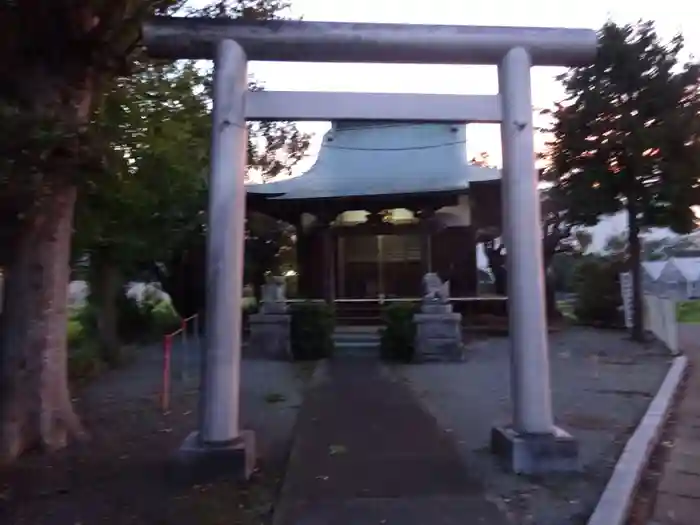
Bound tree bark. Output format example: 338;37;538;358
628;200;645;341
253;268;266;303
0;14;100;462
89;253;122;366
545;274;562;321
542;244;563;322
0;183;86;463
155;239;206;320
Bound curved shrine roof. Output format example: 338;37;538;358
246;121;501;200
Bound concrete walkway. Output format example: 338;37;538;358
273;359;509;525
649;360;700;524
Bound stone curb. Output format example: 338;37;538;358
587;355;688;525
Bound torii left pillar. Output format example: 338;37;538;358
177;39;255;482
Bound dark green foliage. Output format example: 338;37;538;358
68;344;105;387
290;302;335;361
245;212;296;299
573;257;625;328
66;310;104;385
549;253;584;293
116;292;180;342
73;289;180;344
544;21;700;340
380;303;418;363
67;316;87;349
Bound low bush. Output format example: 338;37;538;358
67;343;105;386
67;315;87;348
290;301;334;360
117;292;179;342
149;299;181;334
65;288;179;386
380;302;418;362
573;256;625;328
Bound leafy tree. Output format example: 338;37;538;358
479;189;592;316
0;0;183;464
603;230;689;261
573;255;625;327
73;61;211;362
541;189;596;318
0;0;295;463
574;230;593;254
603;232;629;257
469;151;495;167
245;213;295;299
148;107;308;319
544;21;700;340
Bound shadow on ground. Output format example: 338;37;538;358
0;352;311;525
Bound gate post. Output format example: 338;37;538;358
490;47;578;474
177;39;255;481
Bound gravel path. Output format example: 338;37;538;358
393;327;673;525
83;340;311;463
0;342;313;525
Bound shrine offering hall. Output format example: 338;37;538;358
247;120;503;313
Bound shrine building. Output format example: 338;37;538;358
246;121;503;318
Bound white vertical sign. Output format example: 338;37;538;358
620;272;633;329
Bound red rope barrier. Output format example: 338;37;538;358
161;334;173;412
160;314;199;412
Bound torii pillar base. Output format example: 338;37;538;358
491;426;579;475
172;430;256;485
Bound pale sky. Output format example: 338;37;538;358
194;0;699;253
247;0;700;173
243;0;700;252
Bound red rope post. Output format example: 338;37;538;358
180;317;189;381
162;334;173;412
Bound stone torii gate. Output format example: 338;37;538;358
142;18;597;477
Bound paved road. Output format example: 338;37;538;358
273;359;509;525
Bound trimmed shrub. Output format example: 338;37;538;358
573;256;625;328
380;302;418;362
290;301;335;360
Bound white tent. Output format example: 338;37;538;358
653;257;700;299
642;261;666;294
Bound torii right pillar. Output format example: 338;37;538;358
490;47;580;474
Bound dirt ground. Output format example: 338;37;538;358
0;342;307;525
0;389;285;525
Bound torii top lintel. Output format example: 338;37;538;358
142;17;597;67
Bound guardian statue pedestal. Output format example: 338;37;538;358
414;273;464;362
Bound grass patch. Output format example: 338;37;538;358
677;300;700;323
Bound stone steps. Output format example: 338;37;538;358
333;327;382;358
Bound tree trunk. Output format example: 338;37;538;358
628;201;645;341
253;268;266;303
0;183;86;463
545;274;561;321
89;254;122;366
542;249;562;322
156;236;206;320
